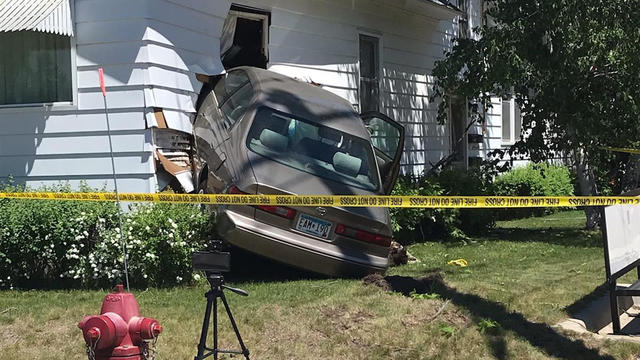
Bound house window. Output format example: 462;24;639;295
359;34;380;113
0;31;72;105
501;95;522;145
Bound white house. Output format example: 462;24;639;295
0;0;520;193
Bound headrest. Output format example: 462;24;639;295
319;127;342;143
333;152;362;177
260;129;288;152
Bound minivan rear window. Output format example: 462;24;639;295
246;107;380;191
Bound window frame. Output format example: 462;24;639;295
0;31;77;111
357;31;383;114
219;81;254;132
501;95;522;146
246;106;382;192
227;5;271;63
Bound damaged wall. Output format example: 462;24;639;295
230;0;460;174
0;0;231;192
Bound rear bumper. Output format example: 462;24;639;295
217;209;388;277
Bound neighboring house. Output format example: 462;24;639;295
0;0;517;193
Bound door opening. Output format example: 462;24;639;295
221;6;270;69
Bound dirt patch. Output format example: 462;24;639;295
364;273;469;328
0;324;21;348
362;273;443;296
387;241;417;266
320;305;375;331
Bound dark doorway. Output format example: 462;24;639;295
221;7;269;69
450;96;468;167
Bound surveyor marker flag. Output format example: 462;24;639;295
1;192;639;208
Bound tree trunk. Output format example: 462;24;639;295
574;150;601;230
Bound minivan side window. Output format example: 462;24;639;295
213;70;250;106
220;82;254;131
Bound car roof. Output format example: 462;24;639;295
233;67;370;139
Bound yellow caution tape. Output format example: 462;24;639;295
601;146;640;155
447;259;468;267
1;192;640;208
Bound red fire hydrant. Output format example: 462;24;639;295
78;285;162;360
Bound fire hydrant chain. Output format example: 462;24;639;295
149;335;159;360
141;337;158;360
85;335;99;360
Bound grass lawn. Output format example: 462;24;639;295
2;210;640;359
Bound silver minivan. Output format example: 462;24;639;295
192;67;404;276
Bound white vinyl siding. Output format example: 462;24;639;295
0;0;230;192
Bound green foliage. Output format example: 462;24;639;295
494;163;574;218
431;0;640;197
390;166;496;242
90;203;213;288
437;167;497;236
0;182;118;289
439;324;456;337
494;165;546;197
477;318;500;334
390;176;443;233
409;289;440;300
0;183;213;289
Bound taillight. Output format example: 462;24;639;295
335;224;392;247
227;186;295;219
256;205;295;219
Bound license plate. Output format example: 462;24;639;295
296;214;332;239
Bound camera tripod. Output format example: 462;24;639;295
194;272;250;360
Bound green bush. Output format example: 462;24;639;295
91;203;213;288
437;167;496;236
390;166;496;243
0;183;119;289
494;163;574;218
0;183;214;289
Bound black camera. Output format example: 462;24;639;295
192;239;250;359
192;240;231;273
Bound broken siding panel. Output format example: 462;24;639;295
267;64;358;91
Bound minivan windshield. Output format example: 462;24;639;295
246;107;381;191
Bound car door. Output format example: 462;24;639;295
218;78;255;184
193;70;250;192
361;112;405;195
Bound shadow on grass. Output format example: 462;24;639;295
485;228;603;248
565;282;609;317
226;246;326;283
368;274;614;360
